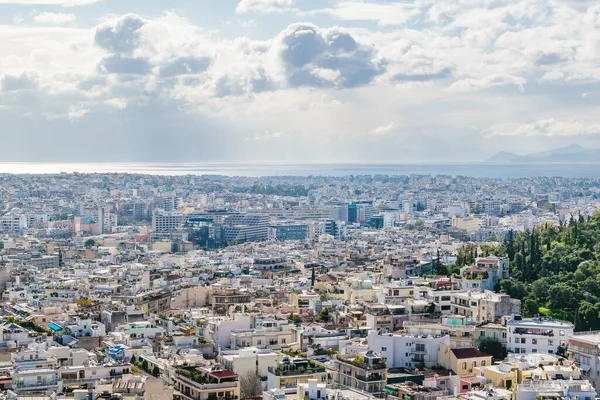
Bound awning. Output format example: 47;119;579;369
579;364;591;372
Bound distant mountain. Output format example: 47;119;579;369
486;144;600;163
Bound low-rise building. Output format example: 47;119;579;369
334;351;388;397
507;315;573;355
437;344;492;376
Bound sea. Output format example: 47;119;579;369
0;162;600;178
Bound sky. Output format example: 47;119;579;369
1;0;600;163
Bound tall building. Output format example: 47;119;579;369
347;204;357;224
221;214;269;243
152;209;186;232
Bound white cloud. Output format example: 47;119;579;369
449;74;526;92
369;122;394;136
236;0;293;14
484;119;600;137
314;1;420;26
33;12;76;24
251;131;283;140
13;13;24;24
2;2;600;162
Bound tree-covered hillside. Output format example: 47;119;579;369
467;213;600;331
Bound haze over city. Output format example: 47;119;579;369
1;0;600;163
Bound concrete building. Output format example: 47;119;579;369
152;209;186;232
451;290;520;323
174;365;240;400
437;344;492;376
220;347;280;379
367;330;450;369
507;316;574;355
333;351;388;397
267;357;327;390
568;331;600;388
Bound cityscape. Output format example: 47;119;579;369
3;0;600;400
0;172;600;400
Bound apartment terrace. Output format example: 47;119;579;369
336;355;387;371
268;359;325;376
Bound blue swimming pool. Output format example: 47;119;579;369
48;323;62;331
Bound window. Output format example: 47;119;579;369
532;339;537;345
472;361;477;367
462;362;467;369
282;338;286;344
548;340;554;346
560;341;566;346
382;347;387;352
548;350;554;354
532;349;537;353
480;332;485;337
502;332;507;338
559;330;565;336
482;360;486;366
257;340;262;345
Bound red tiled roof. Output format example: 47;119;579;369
208;370;239;379
451;348;492;359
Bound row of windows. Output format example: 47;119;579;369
508;338;565;346
462;360;486;369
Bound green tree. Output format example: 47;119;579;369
130;354;137;364
499;280;527;300
478;338;507;361
141;359;148;372
316;307;330;323
522;297;540;317
311;265;316;287
152;365;160;377
84;239;96;247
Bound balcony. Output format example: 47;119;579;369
176;374;239;391
268;365;326;376
13;379;62;391
411;347;427;354
336;356;387;371
355;373;385;382
513;328;554;336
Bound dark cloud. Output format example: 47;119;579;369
98;55;151;75
326;31;358;53
158;56;212;78
1;73;37;92
278;23;385;89
78;76;107;91
535;52;568;66
280;24;328;68
250;68;274;92
393;67;453;82
94;13;146;54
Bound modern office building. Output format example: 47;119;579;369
221;214;269;243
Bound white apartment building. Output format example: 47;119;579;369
514;380;596;400
152;209;186;232
367;330;450;369
11;368;63;395
220;347;280;379
0;209;28;233
569;331;600;388
230;324;293;350
507;316;574;355
460;257;509;291
451;290;521;323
